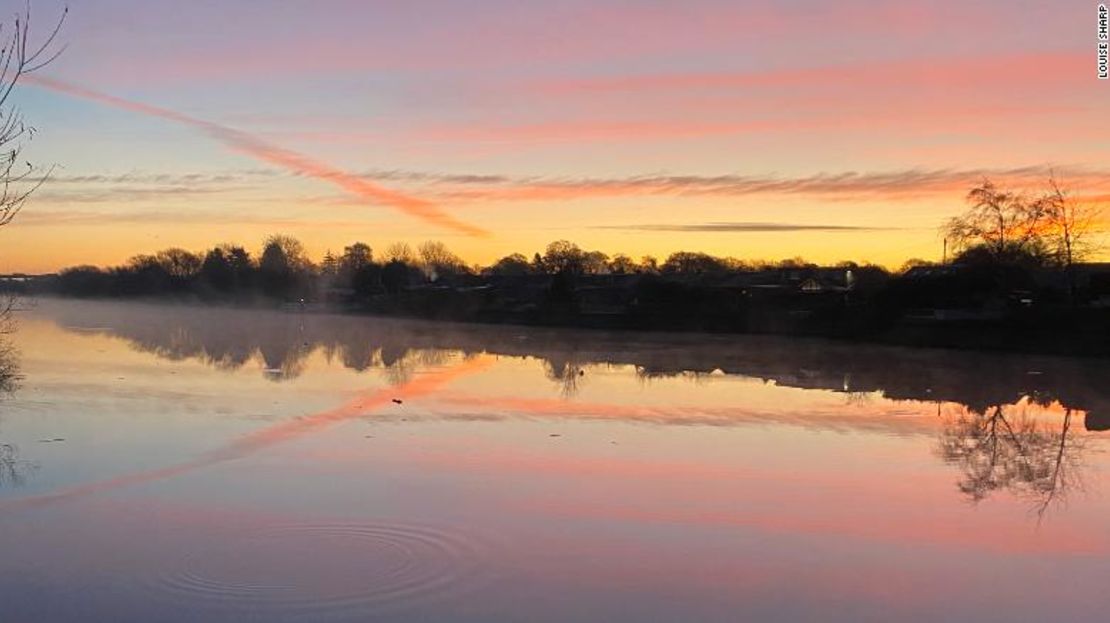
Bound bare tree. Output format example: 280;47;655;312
417;240;468;279
942;178;1048;263
382;241;415;264
0;3;68;228
0;4;66;386
1033;175;1103;302
1039;175;1101;269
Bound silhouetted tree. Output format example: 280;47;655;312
153;248;201;292
582;250;609;275
943;179;1049;265
116;254;172;294
350;263;383;295
381;260;415;294
775;257;816;270
487;253;532;276
338;242;373;286
320;250;338;278
55;265;110;297
661;251;726;275
542;240;586;275
382;241;415;264
608;254;636;274
418;240;469;281
200;247;235;292
259;235;312;299
198;244;253;294
898;258;934;274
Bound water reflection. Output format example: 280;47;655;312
0;443;34;487
0;338;17;394
35;299;1110;516
938;402;1083;517
7;300;1110;621
0;355;492;511
0;334;31;488
44;298;1110;417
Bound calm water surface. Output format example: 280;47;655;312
1;299;1109;622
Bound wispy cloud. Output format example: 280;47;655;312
41;165;1110;210
45;170;277;185
595;222;896;233
15;208;372;229
538;52;1087;96
35;186;231;204
422;165;1110;204
26;76;489;237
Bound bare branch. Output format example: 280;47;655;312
0;4;67;229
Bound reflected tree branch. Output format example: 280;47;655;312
936;401;1086;517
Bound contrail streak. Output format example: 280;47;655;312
26;75;490;237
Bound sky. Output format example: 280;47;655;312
2;0;1109;273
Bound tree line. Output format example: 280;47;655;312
48;235;894;301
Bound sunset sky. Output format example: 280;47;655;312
3;0;1109;273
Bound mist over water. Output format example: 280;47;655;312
2;299;1109;622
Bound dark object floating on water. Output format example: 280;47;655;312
549;434;562;437
1085;412;1110;432
392;399;403;404
38;438;65;443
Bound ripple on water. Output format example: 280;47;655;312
153;522;494;618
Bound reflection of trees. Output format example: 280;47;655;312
0;339;32;488
635;367;714;383
544;357;586;397
0;339;17;394
44;301;1110;419
936;402;1084;517
0;443;34;488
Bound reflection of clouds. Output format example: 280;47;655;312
431;391;1097;520
433;392;945;435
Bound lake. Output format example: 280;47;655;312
2;298;1109;622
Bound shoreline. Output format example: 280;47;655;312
23;293;1110;360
